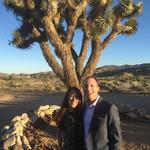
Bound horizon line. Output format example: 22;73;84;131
0;62;149;75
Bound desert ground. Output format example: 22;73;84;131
0;90;150;148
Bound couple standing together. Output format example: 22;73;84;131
56;76;122;150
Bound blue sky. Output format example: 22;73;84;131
0;0;150;74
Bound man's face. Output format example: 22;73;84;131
83;77;100;102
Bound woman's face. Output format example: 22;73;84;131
68;90;80;109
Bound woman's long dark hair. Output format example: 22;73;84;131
55;87;83;126
61;87;83;109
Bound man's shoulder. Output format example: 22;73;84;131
96;98;113;115
100;98;119;115
98;97;113;107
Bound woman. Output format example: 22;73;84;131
56;87;83;150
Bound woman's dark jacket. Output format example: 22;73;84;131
59;109;84;150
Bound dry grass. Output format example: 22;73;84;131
121;141;150;150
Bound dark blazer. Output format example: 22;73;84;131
83;97;122;150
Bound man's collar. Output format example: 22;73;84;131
91;95;100;106
87;95;100;107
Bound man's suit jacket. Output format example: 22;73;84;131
83;97;122;150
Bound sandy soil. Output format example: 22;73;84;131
0;91;150;146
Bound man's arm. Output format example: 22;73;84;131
107;104;122;150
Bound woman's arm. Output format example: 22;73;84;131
57;129;63;150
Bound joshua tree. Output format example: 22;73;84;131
4;0;143;88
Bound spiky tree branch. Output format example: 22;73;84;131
76;34;89;79
81;35;102;82
40;41;65;83
65;0;88;43
31;27;65;83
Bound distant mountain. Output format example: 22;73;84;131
0;63;150;77
95;63;150;77
0;63;150;93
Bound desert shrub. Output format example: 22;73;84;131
3;76;11;81
105;83;115;92
119;77;127;82
136;76;145;81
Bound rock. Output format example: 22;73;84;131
49;105;60;110
126;112;138;120
10;125;23;136
1;105;61;149
143;114;150;120
16;136;22;145
11;116;21;123
50;120;57;127
26;145;32;149
20;117;29;127
27;135;34;142
1;125;10;134
3;135;16;149
13;122;22;128
13;144;23;150
38;105;49;111
22;136;29;145
2;133;10;141
2;127;16;140
44;109;54;115
120;82;131;90
22;136;31;149
15;129;23;137
125;105;135;112
131;81;140;87
39;110;45;118
115;103;127;113
21;113;28;120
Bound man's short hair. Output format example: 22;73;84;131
84;75;99;86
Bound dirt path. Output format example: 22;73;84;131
102;92;150;114
121;121;150;145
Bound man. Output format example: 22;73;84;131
83;76;122;150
